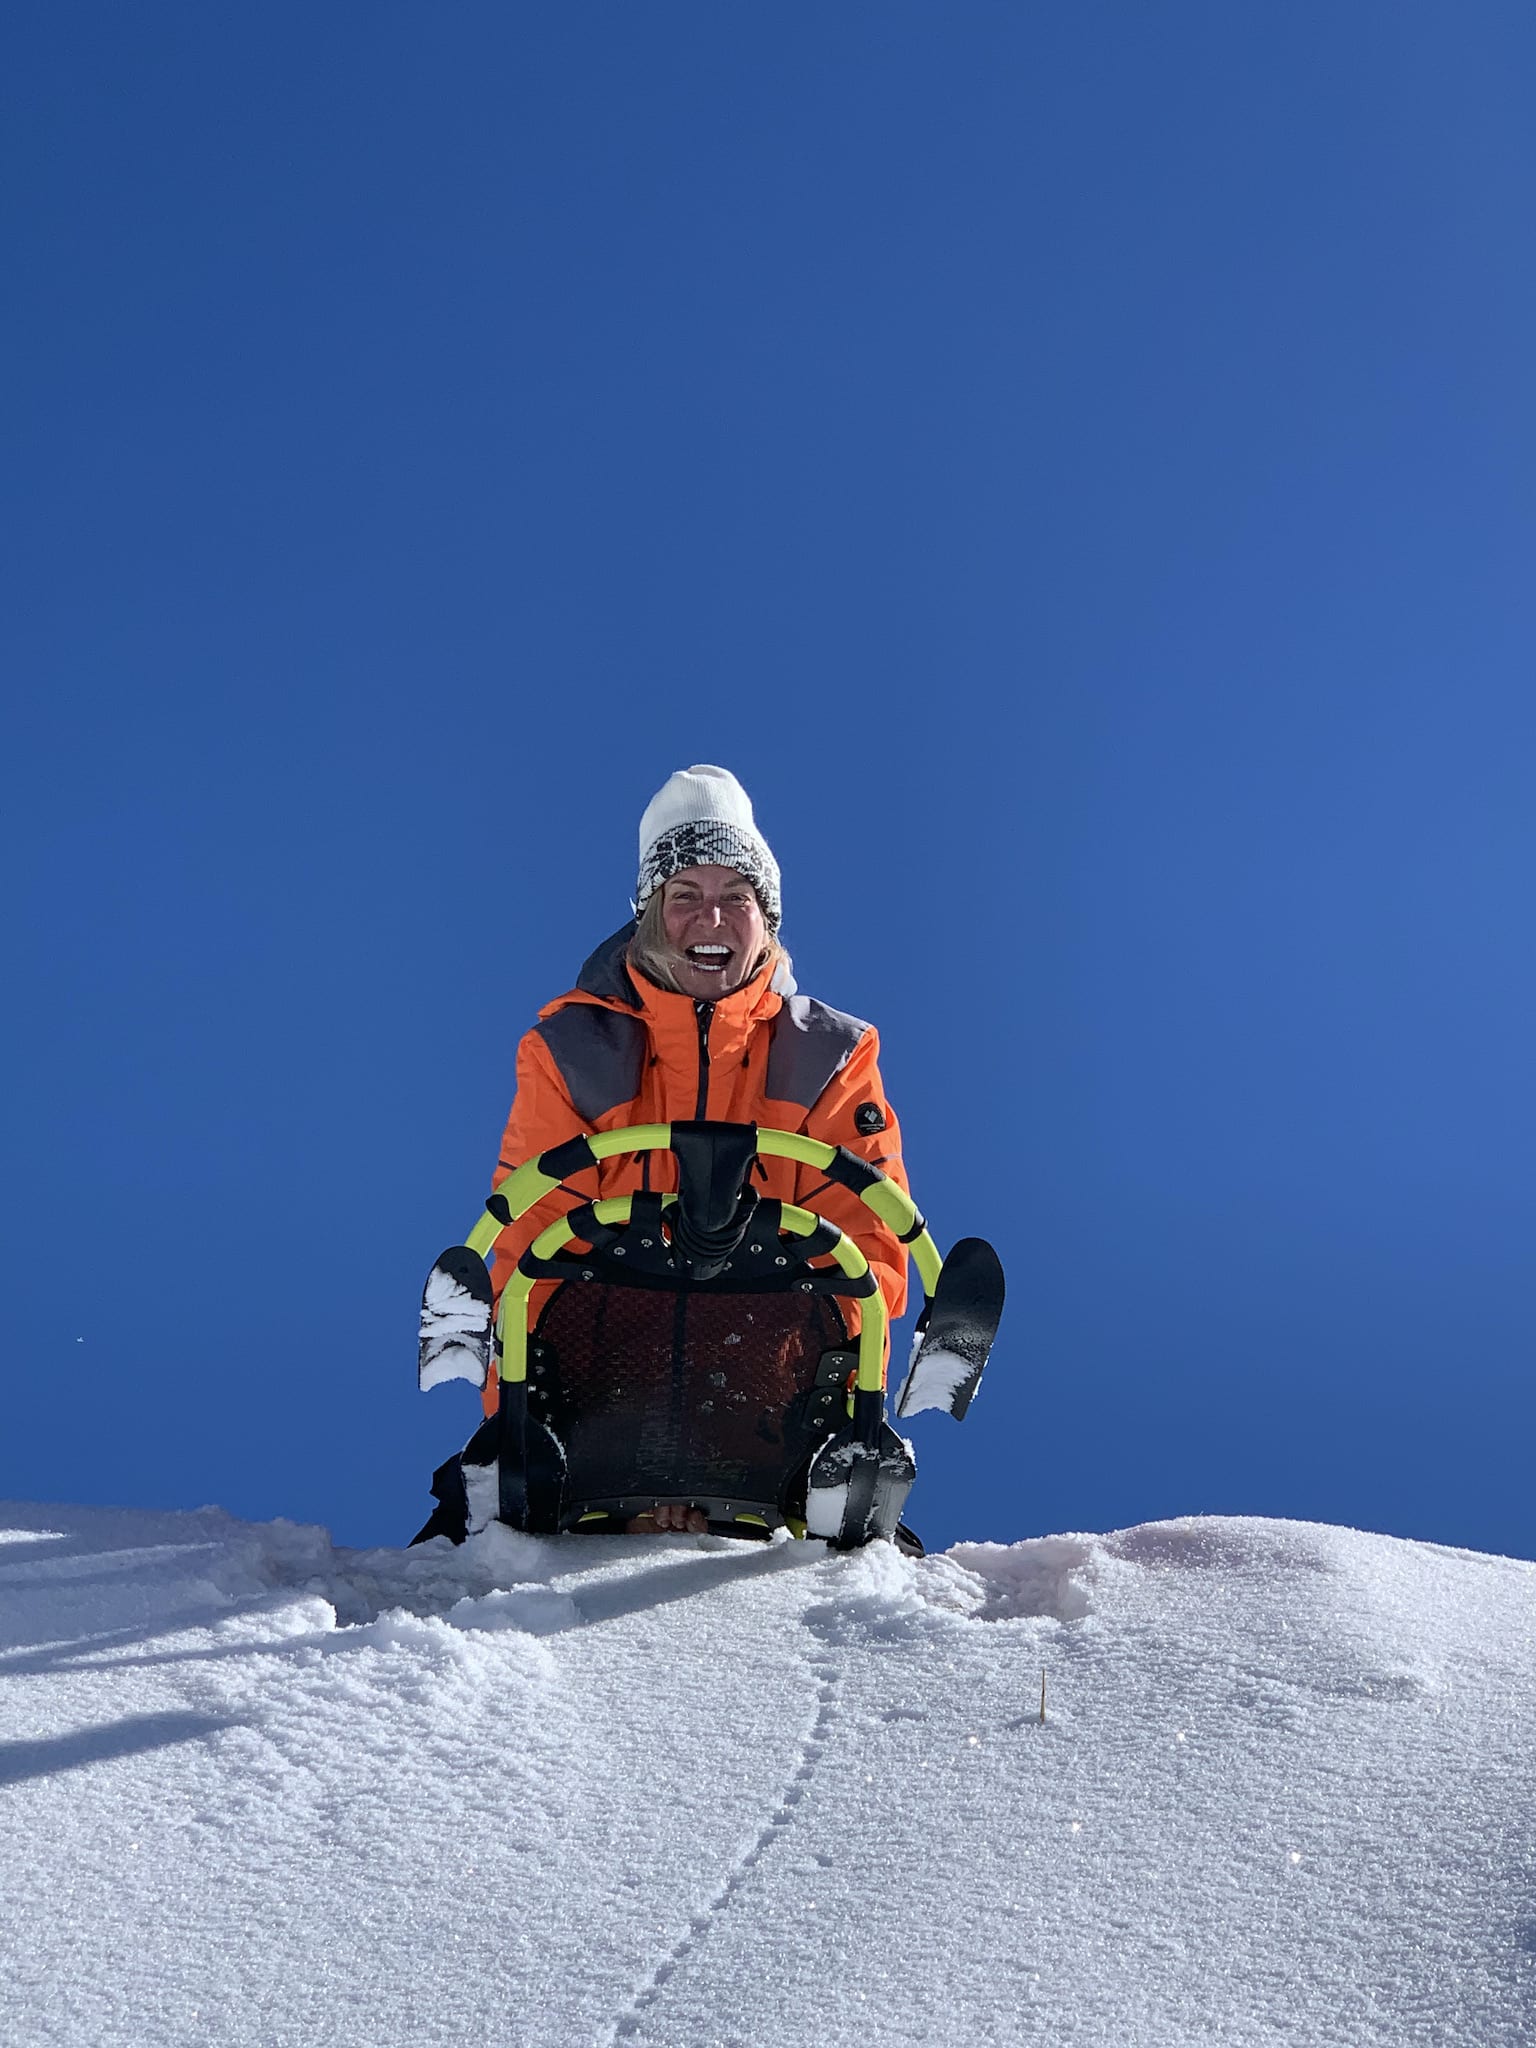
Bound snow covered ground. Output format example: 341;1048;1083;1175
2;1503;1533;2048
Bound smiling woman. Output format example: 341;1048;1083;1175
415;765;913;1544
629;864;771;999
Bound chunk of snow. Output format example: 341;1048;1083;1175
898;1340;977;1415
419;1263;491;1388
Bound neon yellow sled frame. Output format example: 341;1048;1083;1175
460;1122;943;1397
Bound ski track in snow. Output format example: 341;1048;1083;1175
605;1648;843;2045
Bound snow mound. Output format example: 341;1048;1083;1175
2;1500;1533;2047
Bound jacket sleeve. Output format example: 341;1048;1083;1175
797;1026;910;1326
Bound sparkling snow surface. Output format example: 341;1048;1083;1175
2;1505;1535;2047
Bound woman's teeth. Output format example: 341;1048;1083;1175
687;945;731;972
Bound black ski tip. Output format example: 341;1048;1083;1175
424;1244;493;1307
943;1236;1005;1306
895;1236;1005;1422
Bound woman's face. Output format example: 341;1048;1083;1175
660;865;767;998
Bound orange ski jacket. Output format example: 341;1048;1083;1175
484;926;910;1415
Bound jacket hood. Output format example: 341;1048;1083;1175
543;922;796;1025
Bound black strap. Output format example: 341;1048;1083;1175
668;1120;760;1281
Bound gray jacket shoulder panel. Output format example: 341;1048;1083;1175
534;1005;648;1124
766;996;871;1111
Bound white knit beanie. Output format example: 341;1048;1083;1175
635;765;782;934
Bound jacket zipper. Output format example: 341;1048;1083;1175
694;1000;713;1119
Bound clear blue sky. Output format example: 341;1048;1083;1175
5;3;1534;1559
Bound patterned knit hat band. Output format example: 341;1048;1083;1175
636;819;782;934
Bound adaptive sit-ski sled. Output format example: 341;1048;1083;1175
413;1120;1004;1552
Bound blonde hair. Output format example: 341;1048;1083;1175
627;887;782;996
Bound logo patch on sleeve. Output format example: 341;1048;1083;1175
853;1101;887;1136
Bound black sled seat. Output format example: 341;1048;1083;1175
416;1121;1003;1550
